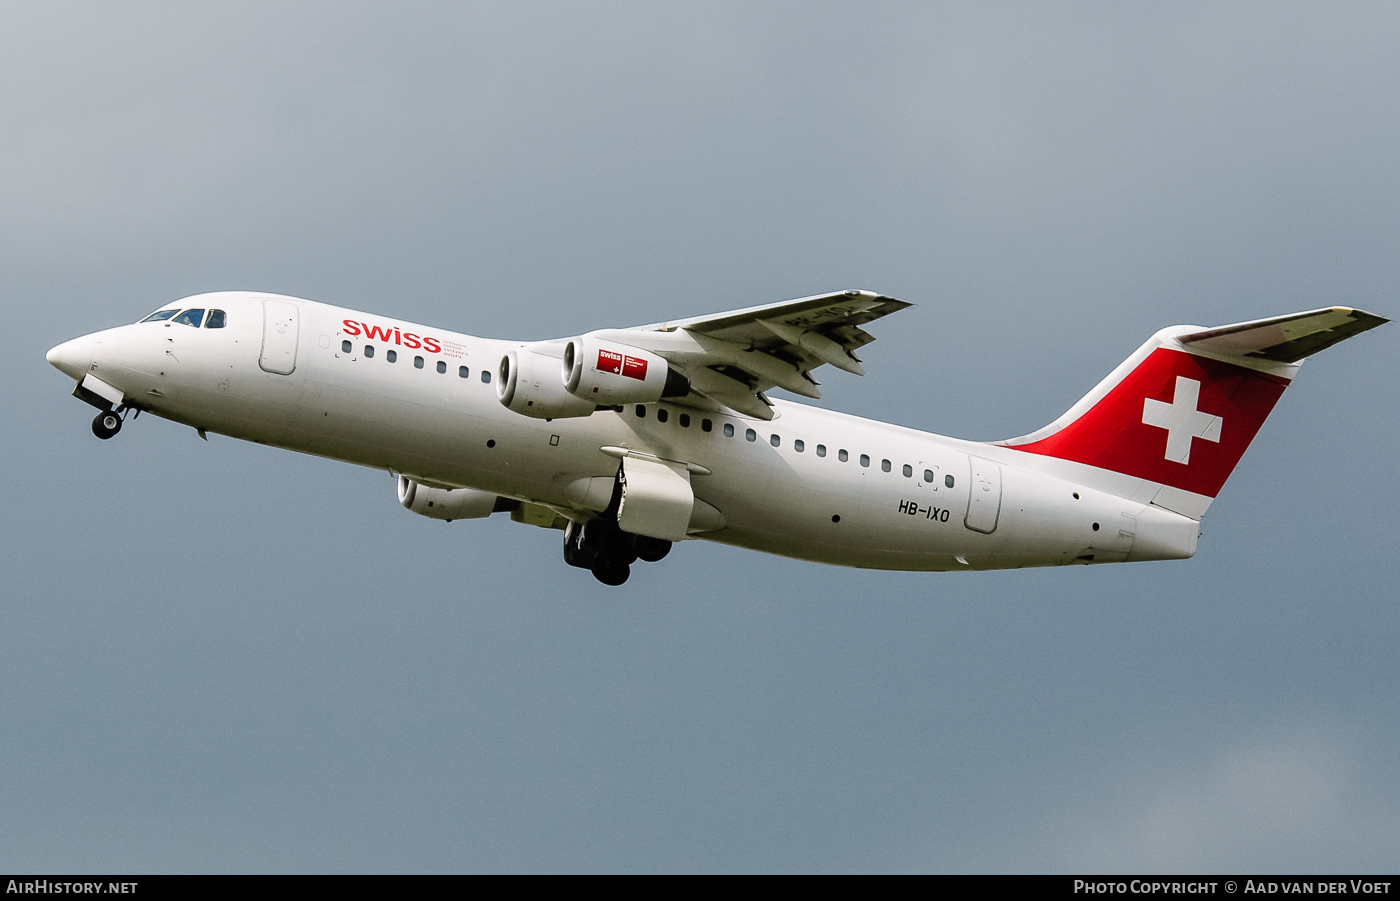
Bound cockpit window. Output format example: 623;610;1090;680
205;309;226;328
140;309;180;322
172;309;205;328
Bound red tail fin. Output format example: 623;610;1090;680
1001;307;1386;501
1009;347;1287;498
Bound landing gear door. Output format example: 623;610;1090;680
617;457;694;542
259;299;300;375
964;456;1003;534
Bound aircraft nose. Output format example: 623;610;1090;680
46;335;94;380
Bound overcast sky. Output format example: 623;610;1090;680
3;2;1397;873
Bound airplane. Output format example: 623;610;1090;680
45;290;1386;586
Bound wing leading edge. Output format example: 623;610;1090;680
609;290;910;420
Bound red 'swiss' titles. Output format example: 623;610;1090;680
342;319;442;354
596;348;624;375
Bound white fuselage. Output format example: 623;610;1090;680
50;292;1198;571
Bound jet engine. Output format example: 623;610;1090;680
398;476;500;521
562;335;690;405
497;349;598;419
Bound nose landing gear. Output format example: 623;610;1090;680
90;403;140;440
91;409;123;440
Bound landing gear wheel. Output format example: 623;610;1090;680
92;410;122;440
591;559;631;586
563;521;600;570
633;535;672;563
602;529;638;565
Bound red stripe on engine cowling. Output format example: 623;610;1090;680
1009;348;1290;498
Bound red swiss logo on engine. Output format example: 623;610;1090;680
597;349;623;375
597;348;648;381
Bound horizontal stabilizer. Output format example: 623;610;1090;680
1179;307;1388;363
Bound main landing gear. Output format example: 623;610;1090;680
563;517;672;586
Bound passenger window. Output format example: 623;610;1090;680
205;310;226;328
860;454;870;467
723;423;734;437
386;350;397;363
945;474;955;488
437;361;447;374
341;340;352;353
768;434;778;447
679;413;690;428
924;469;934;482
794;440;804;453
140;309;180;322
481;370;490;384
173;309;205;328
365;345;375;358
657;409;669;423
636;405;646;418
903;464;912;477
459;365;469;378
702;419;713;432
414;356;424;369
745;429;756;442
838;449;848;462
881;459;891;472
816;444;826;457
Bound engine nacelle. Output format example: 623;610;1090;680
562;335;690;405
497;349;597;419
398;476;498;521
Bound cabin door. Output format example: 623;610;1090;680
259;299;299;375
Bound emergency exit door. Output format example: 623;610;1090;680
964;456;1003;534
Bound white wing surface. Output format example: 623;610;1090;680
588;289;911;420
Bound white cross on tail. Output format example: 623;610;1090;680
1142;376;1222;464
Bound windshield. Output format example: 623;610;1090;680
172;309;205;328
140;309;180;322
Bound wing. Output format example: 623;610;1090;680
597;289;911;420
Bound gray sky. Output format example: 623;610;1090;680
3;2;1397;873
